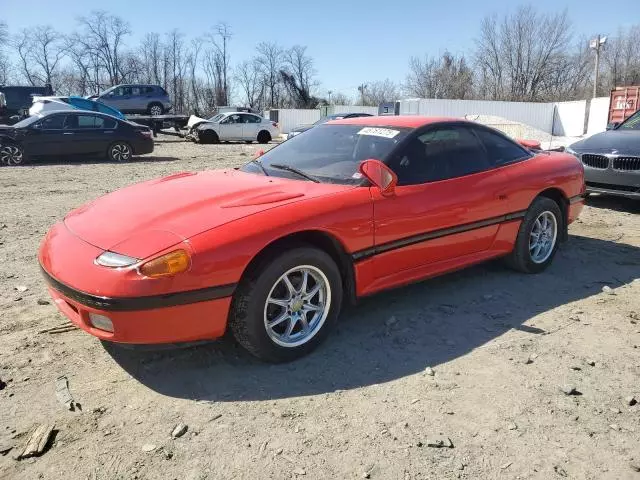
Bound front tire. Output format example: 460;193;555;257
108;142;133;162
229;246;343;362
0;143;27;166
198;129;219;144
506;197;562;273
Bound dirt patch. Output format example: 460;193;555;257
1;136;639;479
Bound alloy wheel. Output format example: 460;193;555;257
150;105;162;116
0;145;24;166
110;143;131;162
263;265;331;348
529;211;557;264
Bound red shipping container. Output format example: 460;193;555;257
608;86;640;125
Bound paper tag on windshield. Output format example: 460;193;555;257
357;127;400;139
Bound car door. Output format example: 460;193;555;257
241;114;261;140
22;113;71;156
129;86;144;111
70;114;112;155
370;124;511;280
218;114;243;140
472;126;537;214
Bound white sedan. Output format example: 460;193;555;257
188;112;280;144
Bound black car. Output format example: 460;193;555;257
567;109;640;199
287;113;373;139
0;110;154;166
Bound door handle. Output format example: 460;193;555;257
104;131;114;134
63;132;74;135
498;194;508;200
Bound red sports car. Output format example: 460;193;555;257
39;116;585;362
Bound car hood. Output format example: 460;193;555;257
64;169;351;259
570;130;640;155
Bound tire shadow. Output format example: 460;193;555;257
103;234;639;401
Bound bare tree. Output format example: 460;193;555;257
475;6;573;101
603;25;640;91
0;21;10;83
361;79;399;106
255;42;283;108
406;52;473;99
13;25;69;88
235;59;262;108
330;92;352;105
280;45;318;107
74;11;131;89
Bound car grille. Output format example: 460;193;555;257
581;154;609;169
612;157;640;171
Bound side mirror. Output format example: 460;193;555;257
606;122;619;130
517;139;541;150
359;159;397;197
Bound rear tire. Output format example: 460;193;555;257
505;197;562;273
107;142;133;162
148;103;164;116
0;143;28;166
229;246;343;362
198;129;219;144
257;130;271;144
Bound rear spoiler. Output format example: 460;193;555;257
516;139;565;153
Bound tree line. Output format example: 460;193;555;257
0;6;639;115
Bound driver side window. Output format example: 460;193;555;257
388;126;490;185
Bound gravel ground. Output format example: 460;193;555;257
1;136;639;480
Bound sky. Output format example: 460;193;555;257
2;0;638;100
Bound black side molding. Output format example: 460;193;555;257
40;266;235;312
352;211;527;262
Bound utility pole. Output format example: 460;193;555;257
358;84;367;106
590;34;607;98
328;90;332;104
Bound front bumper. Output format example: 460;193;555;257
39;221;234;344
579;153;640;198
44;278;232;344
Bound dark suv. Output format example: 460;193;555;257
91;84;172;116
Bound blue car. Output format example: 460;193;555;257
29;95;126;120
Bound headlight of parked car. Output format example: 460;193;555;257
96;251;140;268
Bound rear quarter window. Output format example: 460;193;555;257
473;127;531;166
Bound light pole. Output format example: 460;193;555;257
328;90;332;104
590;35;607;98
358;84;367;106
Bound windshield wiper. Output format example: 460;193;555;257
269;163;320;183
249;159;269;176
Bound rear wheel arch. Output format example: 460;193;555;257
534;188;569;242
237;230;357;306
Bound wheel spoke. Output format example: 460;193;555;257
300;271;309;295
298;313;310;333
267;312;289;328
303;284;321;301
285;316;298;337
268;297;289;308
302;303;322;313
282;274;296;297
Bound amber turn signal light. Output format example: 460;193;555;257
139;249;191;278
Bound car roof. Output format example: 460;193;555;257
328;115;460;128
38;109;120;119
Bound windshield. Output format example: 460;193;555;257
240;124;410;184
11;115;40;128
208;113;225;122
618;110;640;130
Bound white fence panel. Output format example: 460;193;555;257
332;105;380;116
587;97;610;135
553;100;587;136
398;98;555;134
275;109;321;134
